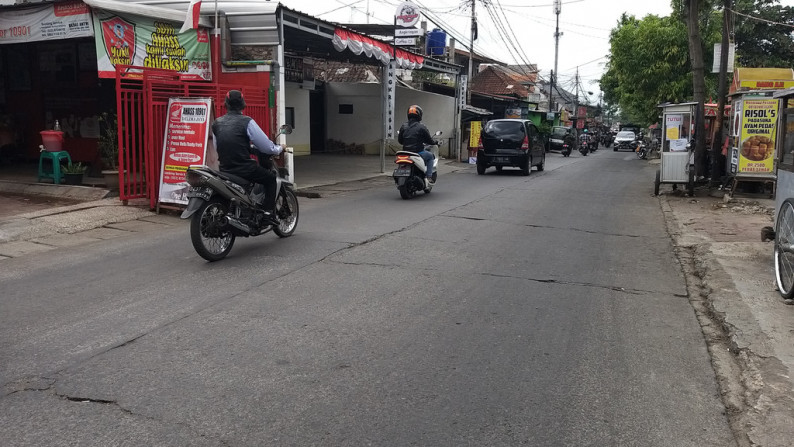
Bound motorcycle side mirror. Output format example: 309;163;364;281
434;131;443;136
279;124;293;135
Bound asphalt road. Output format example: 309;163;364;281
0;148;736;446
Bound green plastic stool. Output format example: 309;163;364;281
38;150;72;184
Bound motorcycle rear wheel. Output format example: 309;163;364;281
273;187;299;238
190;198;235;261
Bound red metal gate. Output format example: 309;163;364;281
115;66;271;209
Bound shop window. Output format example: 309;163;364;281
339;104;353;114
285;107;295;129
780;105;794;172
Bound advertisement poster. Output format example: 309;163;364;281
93;10;211;81
468;121;482;164
158;98;213;205
737;98;778;176
0;0;93;44
665;114;682;140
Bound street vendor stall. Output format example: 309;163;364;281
725;90;779;197
654;102;696;196
772;87;794;298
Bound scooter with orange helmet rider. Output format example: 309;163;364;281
393;105;443;199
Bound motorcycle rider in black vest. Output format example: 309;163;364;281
212;90;282;225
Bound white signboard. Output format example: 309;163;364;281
158;98;213;206
395;28;423;37
712;43;736;73
458;75;468;109
394;37;416;46
0;0;93;44
395;2;421;28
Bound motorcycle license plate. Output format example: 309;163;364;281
393;165;412;177
187;186;213;201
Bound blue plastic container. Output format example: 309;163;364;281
426;29;447;56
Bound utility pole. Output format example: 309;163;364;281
711;0;732;187
549;0;561;114
467;0;476;104
574;67;580;130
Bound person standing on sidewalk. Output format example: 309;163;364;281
212;90;282;224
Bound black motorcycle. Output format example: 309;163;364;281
180;125;299;261
578;135;589;156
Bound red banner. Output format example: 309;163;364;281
158;97;213;205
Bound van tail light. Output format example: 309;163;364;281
521;135;529;150
477;136;483;150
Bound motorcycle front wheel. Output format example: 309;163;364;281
776;199;794;299
273;187;299;238
190;197;235;261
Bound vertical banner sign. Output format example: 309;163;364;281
158;98;213;205
93;11;211;80
737;98;778;176
385;60;397;139
468;121;481;164
459;75;468;110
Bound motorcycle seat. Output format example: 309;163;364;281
218;171;252;188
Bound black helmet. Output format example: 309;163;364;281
407;104;423;121
225;90;246;111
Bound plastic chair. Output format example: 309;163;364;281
38;150;72;184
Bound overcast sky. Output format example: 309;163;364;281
281;0;794;101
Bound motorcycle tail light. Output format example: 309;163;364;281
396;155;413;164
521;135;529;150
185;170;206;186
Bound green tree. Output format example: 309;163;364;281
732;0;794;67
600;10;722;127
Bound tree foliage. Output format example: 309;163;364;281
732;0;794;67
600;9;722;126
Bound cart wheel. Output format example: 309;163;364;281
776;199;794;299
654;170;660;196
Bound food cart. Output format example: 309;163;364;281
725;90;779;197
654;102;696;196
772;88;794;298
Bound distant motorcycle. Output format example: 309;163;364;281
636;141;648;159
392;131;442;199
578;135;589;156
561;142;572;157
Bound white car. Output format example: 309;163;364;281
613;131;637;152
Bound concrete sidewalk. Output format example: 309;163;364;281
661;191;794;445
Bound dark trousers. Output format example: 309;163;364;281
226;164;277;211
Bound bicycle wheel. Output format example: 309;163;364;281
775;199;794;299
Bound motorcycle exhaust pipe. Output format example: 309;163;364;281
220;216;251;236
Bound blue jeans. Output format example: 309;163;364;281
418;150;435;178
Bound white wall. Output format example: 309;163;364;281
326;82;456;156
284;83;311;155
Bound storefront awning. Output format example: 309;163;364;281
83;0;212;28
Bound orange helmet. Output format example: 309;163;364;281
407;105;423;121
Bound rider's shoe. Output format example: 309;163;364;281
261;211;279;226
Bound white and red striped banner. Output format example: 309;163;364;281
332;28;424;69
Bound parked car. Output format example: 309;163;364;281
477;119;546;176
548;126;577;152
613;130;638;152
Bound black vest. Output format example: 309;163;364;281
212;111;254;174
